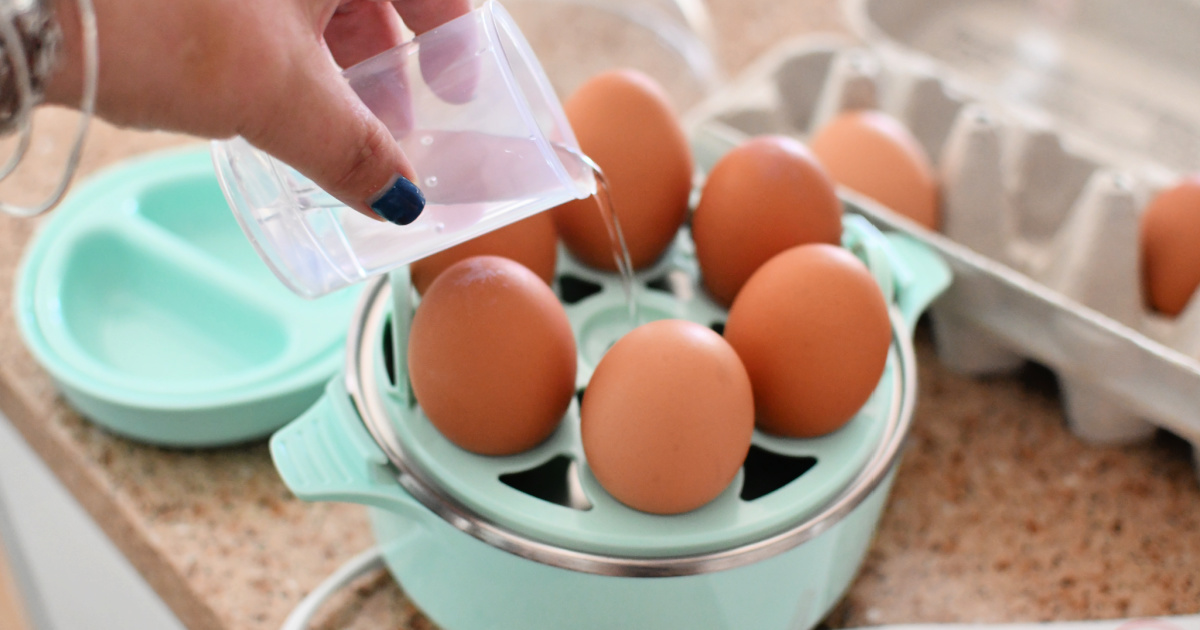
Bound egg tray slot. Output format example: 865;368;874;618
375;215;929;558
684;32;1200;472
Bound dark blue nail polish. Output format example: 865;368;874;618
370;176;425;225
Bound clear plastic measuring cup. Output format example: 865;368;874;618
211;1;594;298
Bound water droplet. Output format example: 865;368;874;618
434;222;445;233
424;176;438;187
420;135;434;146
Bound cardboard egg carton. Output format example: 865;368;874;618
683;36;1200;472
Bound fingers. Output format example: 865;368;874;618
329;0;477;105
262;0;472;227
326;0;406;68
245;54;424;225
413;7;480;104
326;1;415;135
390;0;471;35
390;0;479;105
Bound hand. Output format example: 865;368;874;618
44;0;471;223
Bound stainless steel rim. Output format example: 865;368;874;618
346;275;917;577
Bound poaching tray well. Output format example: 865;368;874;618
15;148;360;446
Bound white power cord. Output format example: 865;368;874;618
279;546;386;630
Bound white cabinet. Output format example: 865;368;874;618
0;414;185;630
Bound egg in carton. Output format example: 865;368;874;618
684;27;1200;474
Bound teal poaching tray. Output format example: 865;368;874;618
14;147;360;447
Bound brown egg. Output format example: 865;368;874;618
725;244;891;438
1140;176;1200;316
408;256;577;455
581;320;754;514
552;70;693;270
810;110;940;230
692;135;843;306
410;212;558;295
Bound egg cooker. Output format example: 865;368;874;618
687;0;1200;476
269;215;949;630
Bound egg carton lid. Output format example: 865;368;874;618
845;0;1200;178
683;0;1200;466
844;0;1200;445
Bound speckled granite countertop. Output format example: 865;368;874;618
1;2;1198;629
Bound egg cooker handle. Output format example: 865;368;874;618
844;213;951;332
270;378;425;516
887;232;952;331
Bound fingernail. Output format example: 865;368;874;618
370;176;425;225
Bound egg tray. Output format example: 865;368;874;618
379;215;947;558
683;25;1200;471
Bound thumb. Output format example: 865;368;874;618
245;59;426;225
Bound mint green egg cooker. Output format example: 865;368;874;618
270;214;949;629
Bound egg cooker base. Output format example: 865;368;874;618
270;217;950;629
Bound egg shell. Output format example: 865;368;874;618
724;244;891;438
552;69;693;270
691;135;843;306
407;256;577;456
810;110;940;230
1140;175;1200;317
581;319;754;515
409;211;558;295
